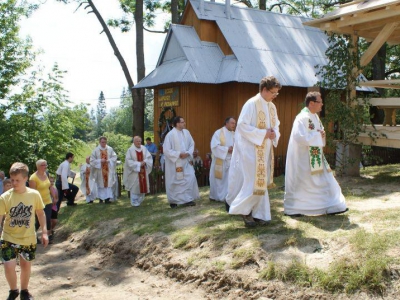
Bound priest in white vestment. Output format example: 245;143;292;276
80;156;98;204
229;76;282;227
123;136;153;206
90;136;118;204
163;116;199;208
284;91;347;216
209;117;236;202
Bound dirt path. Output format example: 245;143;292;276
0;236;208;300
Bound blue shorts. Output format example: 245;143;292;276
0;240;37;262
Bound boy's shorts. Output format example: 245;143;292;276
51;209;58;219
0;240;37;262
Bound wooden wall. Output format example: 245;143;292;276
153;83;307;162
181;1;233;55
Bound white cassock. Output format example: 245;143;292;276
284;108;347;215
229;93;280;221
123;145;153;206
163;128;199;204
225;130;243;206
209;126;235;201
90;145;118;201
80;164;98;203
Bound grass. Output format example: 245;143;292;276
57;164;400;296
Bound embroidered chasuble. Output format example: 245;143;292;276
100;149;109;187
136;150;148;193
253;100;276;195
301;107;332;175
85;166;91;195
214;127;225;179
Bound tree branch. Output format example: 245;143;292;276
143;26;167;34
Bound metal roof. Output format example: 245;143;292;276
135;0;376;91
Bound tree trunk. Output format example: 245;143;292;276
86;0;141;137
259;0;266;10
134;0;145;139
171;0;179;24
370;44;386;124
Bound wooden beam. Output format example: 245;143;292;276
337;5;400;28
360;79;400;86
357;98;400;106
360;22;399;67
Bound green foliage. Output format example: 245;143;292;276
0;63;84;174
0;0;37;100
316;34;373;175
95;91;106;137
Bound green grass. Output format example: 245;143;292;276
57;165;400;296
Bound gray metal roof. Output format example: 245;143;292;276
135;0;376;91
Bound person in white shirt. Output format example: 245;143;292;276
55;152;78;208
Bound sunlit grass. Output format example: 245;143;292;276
58;165;400;296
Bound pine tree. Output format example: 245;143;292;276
96;91;106;137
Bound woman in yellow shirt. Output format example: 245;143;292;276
29;159;54;240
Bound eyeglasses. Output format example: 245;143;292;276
313;100;323;104
268;90;279;96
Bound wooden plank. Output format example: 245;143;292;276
337;5;400;28
360;22;399;66
358;97;400;106
356;136;400;148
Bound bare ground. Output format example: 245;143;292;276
1;176;400;299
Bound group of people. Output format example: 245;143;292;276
208;76;347;227
0;76;349;299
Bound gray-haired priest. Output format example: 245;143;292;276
123;136;153;207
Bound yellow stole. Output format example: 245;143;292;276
253;99;276;196
214;127;225;179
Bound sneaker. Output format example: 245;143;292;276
7;289;19;300
20;289;34;300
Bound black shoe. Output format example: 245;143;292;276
67;203;77;206
87;201;93;204
242;214;256;228
209;198;217;202
254;218;270;226
105;199;111;204
20;289;33;300
327;208;349;216
225;201;230;213
170;203;178;209
7;289;19;300
284;213;304;218
99;200;104;204
183;201;196;207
